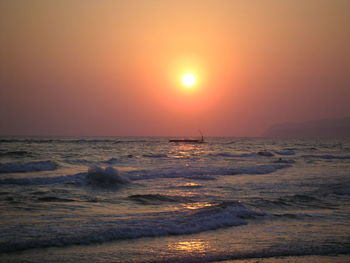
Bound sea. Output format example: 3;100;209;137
0;137;349;263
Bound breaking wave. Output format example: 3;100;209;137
86;166;129;186
0;201;263;252
0;163;291;185
0;161;58;173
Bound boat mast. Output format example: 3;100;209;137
198;130;204;142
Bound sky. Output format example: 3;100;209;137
1;0;350;136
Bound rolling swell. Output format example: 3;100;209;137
143;154;168;158
274;150;296;155
248;194;338;210
302;154;350;160
208;150;295;158
0;201;263;253
0;151;32;158
0;161;58;173
127;164;291;180
128;194;191;204
0;163;291;185
0;173;85;185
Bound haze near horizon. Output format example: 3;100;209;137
1;0;350;136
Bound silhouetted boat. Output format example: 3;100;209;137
169;131;205;143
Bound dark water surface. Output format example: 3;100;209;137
0;137;349;262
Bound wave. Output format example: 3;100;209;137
170;182;203;189
0;166;129;186
0;150;32;157
86;166;129;186
142;153;168;158
302;154;350;160
0;161;58;173
64;159;98;166
0;173;86;185
208;152;256;158
128;194;190;204
65;157;119;166
315;182;350;196
273;158;295;164
127;164;291;181
0;163;290;185
257;151;274;157
249;194;336;210
36;196;75;202
102;158;119;164
208;151;277;158
0;201;263;252
274;150;296;155
135;244;350;263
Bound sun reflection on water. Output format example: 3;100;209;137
169;143;207;159
182;202;213;210
169;239;210;253
183;182;200;187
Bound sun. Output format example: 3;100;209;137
182;73;196;87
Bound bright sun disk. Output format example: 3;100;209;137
182;73;196;87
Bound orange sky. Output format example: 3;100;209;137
1;0;350;136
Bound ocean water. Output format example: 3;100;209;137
0;137;349;262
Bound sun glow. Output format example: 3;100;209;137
182;73;196;87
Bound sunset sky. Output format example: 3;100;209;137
1;0;350;136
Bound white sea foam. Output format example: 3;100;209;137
86;166;129;186
0;161;57;173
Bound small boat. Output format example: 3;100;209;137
169;131;205;143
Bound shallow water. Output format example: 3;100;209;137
0;137;349;262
